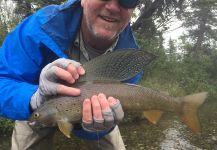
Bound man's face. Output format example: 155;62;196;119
81;0;134;41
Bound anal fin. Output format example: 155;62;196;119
143;110;163;124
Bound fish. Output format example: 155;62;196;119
30;81;208;138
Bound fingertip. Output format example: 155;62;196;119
82;98;92;124
108;97;118;106
78;66;85;75
69;78;75;84
67;64;80;80
70;88;81;96
91;95;98;101
99;94;111;112
83;99;91;113
83;98;91;104
57;85;81;96
74;74;79;80
98;93;106;99
74;88;81;95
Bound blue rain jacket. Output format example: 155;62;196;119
0;0;143;140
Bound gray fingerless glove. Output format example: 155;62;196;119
82;99;124;132
30;58;81;110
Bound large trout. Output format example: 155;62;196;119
29;49;207;138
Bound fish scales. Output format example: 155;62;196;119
78;82;180;112
30;81;207;137
33;81;182;125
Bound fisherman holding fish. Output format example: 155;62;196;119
0;0;142;149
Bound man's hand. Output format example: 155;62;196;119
82;93;124;132
30;58;85;110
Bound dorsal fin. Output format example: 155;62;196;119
78;49;157;82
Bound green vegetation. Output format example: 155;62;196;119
0;117;14;135
139;36;217;96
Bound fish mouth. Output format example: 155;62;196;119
28;121;47;128
28;121;37;126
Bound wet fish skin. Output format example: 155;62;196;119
30;81;207;138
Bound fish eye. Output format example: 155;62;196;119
33;113;40;118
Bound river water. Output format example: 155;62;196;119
0;98;216;150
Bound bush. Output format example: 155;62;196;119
0;117;14;135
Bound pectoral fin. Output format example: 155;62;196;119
143;110;163;124
57;120;73;138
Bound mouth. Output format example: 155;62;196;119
28;121;44;129
100;15;119;23
29;120;56;128
28;121;37;126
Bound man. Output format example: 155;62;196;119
0;0;142;149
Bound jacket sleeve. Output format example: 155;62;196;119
0;2;81;120
123;71;144;84
0;15;50;120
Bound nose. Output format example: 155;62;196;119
105;0;121;12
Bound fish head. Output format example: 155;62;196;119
29;106;57;127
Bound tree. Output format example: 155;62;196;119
132;0;185;39
0;0;20;44
167;38;177;61
7;0;65;19
181;0;217;57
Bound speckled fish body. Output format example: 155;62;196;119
30;81;207;138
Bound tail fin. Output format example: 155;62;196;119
180;92;208;133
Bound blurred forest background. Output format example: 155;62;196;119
0;0;216;140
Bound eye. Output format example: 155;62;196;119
33;113;40;119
